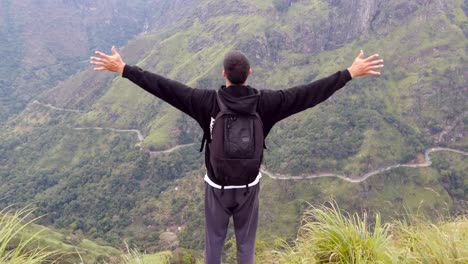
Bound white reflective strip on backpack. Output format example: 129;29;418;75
209;117;215;140
204;172;262;189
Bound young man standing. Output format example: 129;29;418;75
91;47;383;264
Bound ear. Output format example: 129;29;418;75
248;68;253;75
222;70;227;78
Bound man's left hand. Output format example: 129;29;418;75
347;50;384;78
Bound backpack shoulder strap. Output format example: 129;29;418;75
199;133;206;152
200;91;225;152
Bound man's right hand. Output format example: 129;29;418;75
90;46;126;73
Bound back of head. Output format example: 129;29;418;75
223;50;250;85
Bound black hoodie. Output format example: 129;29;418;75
122;65;352;184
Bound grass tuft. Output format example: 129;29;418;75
106;241;171;264
394;215;468;263
0;205;62;264
270;201;468;264
273;201;393;263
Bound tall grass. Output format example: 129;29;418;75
2;203;466;264
273;202;393;263
106;242;172;264
395;215;468;263
0;205;61;264
271;201;468;264
0;206;173;264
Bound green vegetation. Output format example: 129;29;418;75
1;206;175;264
272;202;393;263
0;0;195;121
0;0;466;256
1;206;61;263
116;245;172;264
394;217;468;263
3;203;466;264
269;202;468;264
18;214;122;263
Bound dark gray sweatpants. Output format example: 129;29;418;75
204;183;259;264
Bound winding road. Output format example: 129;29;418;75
32;100;84;113
148;143;197;155
261;147;467;183
73;127;145;142
32;100;467;182
32;100;194;153
72;127;195;154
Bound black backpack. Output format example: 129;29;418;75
207;92;264;192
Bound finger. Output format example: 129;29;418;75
368;64;384;70
90;56;104;62
90;61;105;66
95;51;110;59
94;67;106;71
112;46;117;55
368;70;381;76
357;50;364;59
368;59;384;65
364;54;379;62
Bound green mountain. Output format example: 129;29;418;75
0;0;466;253
0;0;202;121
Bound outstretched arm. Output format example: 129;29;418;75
90;47;213;121
260;51;384;125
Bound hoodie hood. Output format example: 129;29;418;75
217;85;260;114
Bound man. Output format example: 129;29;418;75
91;47;383;263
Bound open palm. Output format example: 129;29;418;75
347;50;384;78
90;46;126;73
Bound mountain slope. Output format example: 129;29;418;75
0;0;204;121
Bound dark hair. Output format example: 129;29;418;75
223;50;250;84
